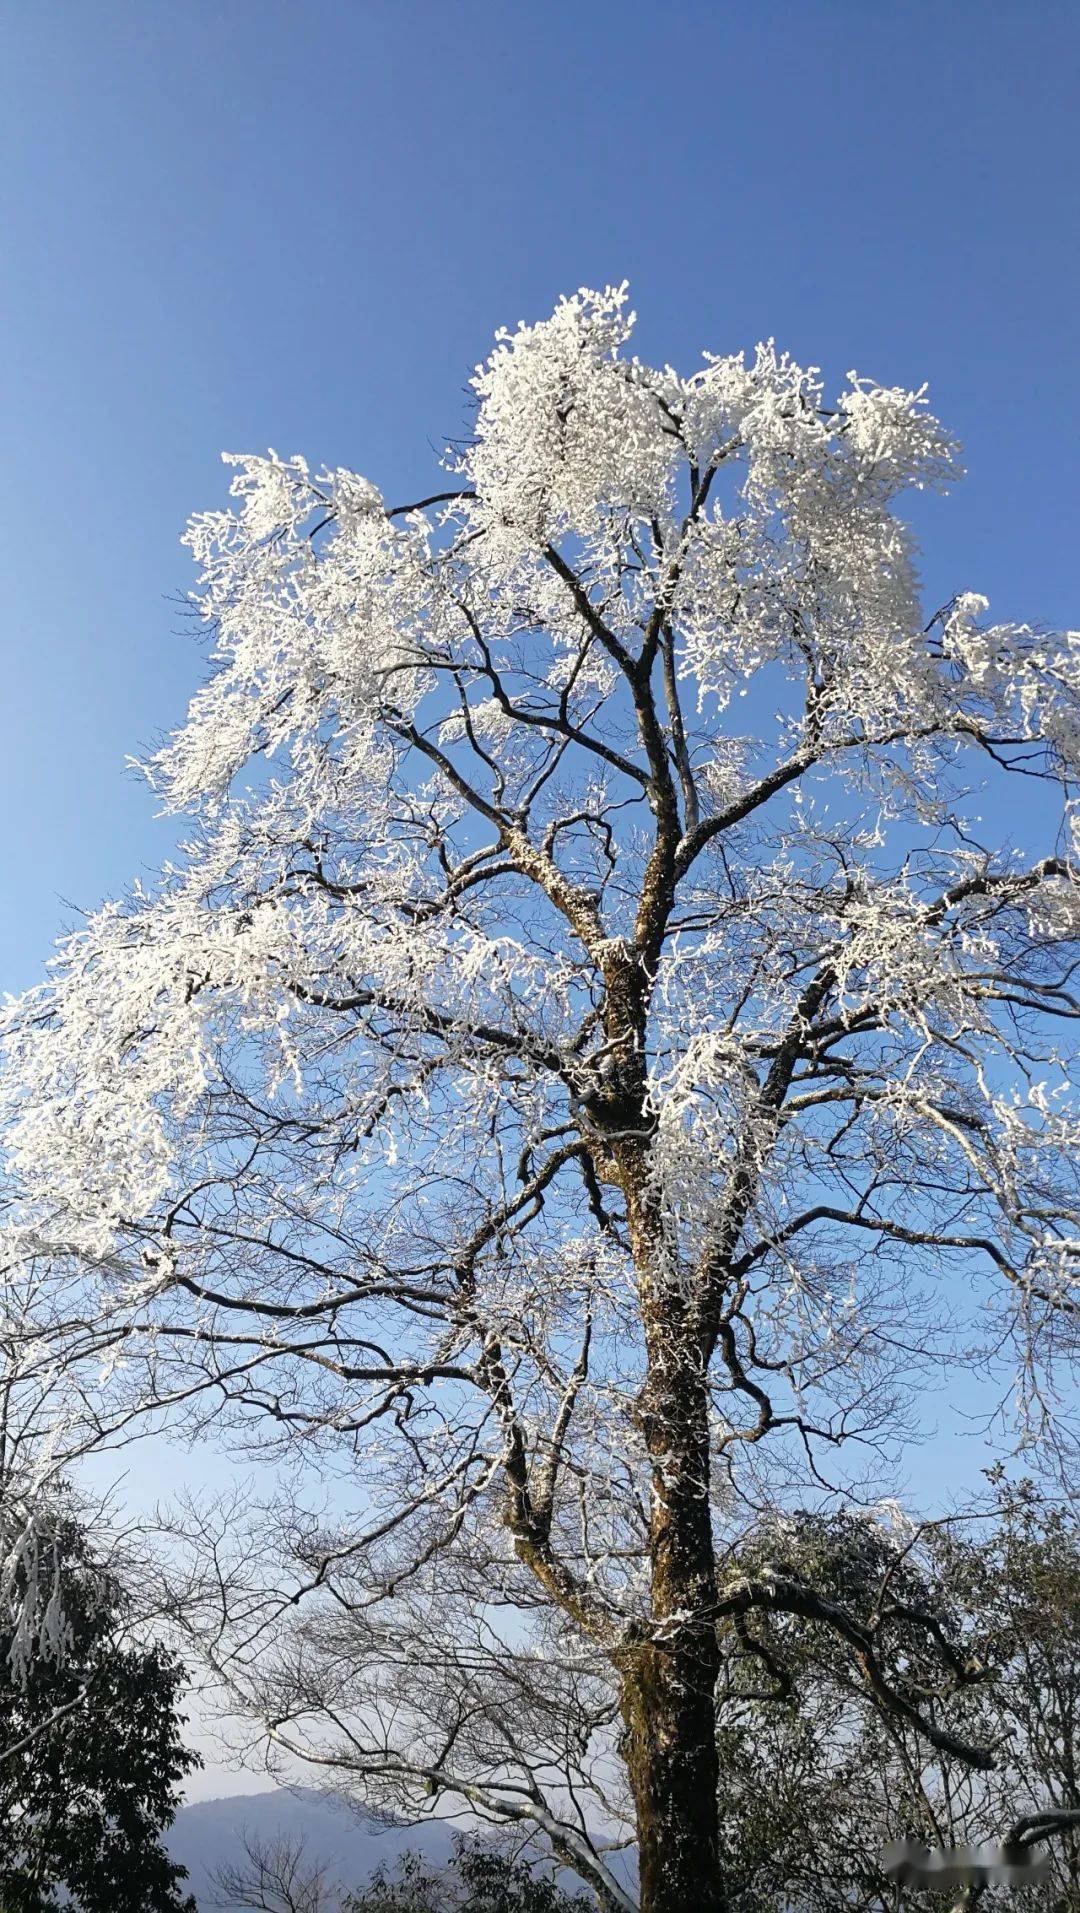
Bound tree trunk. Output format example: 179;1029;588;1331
622;1636;725;1913
602;939;726;1910
622;1350;725;1913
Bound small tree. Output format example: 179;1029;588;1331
214;1831;597;1913
0;1505;199;1912
2;286;1079;1911
0;1246;81;1757
350;1838;598;1912
211;1827;345;1912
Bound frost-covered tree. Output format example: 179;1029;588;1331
2;286;1079;1913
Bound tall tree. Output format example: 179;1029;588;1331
0;1503;199;1912
1;286;1078;1912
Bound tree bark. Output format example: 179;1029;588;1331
622;1637;725;1913
622;1353;725;1913
602;933;726;1912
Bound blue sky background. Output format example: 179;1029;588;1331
2;0;1077;1797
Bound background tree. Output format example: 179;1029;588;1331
211;1826;345;1913
349;1838;598;1912
708;1489;1080;1910
941;1481;1080;1907
0;1244;83;1760
0;1502;199;1913
214;1831;597;1913
2;285;1078;1912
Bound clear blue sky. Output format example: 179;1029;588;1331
2;0;1076;993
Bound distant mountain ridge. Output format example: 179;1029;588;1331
167;1786;456;1910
